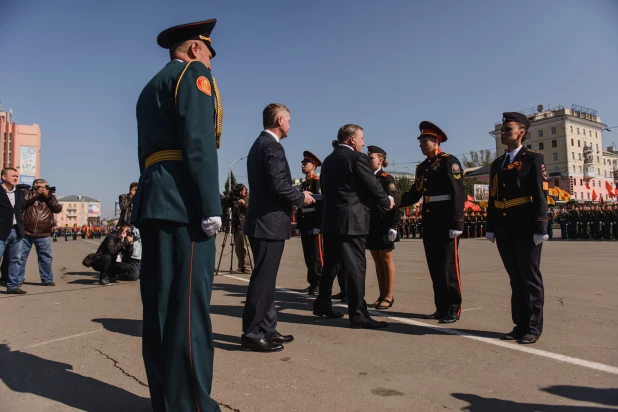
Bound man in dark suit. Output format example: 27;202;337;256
132;19;223;411
313;124;394;329
1;168;26;294
242;103;315;352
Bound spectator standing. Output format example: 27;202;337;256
1;168;26;294
118;182;138;226
20;179;63;286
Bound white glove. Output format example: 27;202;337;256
449;229;462;239
533;234;549;245
486;232;496;243
308;228;320;235
201;216;222;237
388;229;397;242
388;195;395;210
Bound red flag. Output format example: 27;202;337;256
606;182;614;197
592;189;598;201
467;194;475;202
585;182;590;190
600;196;604;204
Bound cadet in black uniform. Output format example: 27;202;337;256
486;112;548;344
296;151;323;295
400;121;465;323
366;146;401;310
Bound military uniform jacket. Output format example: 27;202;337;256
369;169;402;235
295;175;321;231
400;152;465;231
132;60;221;226
486;146;548;238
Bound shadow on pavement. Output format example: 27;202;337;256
65;271;97;277
542;386;618;407
0;344;150;412
92;318;241;351
452;393;615;411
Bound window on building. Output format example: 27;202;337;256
604;170;607;177
571;138;574;146
539;142;544;150
577;127;580;134
597;156;600;162
570;126;573;133
603;159;606;165
587;192;590;200
551;140;557;148
578;140;580;147
579;179;583;186
526;144;532;149
595;132;598;138
538;130;543;137
555;179;560;186
593;180;595;187
551;127;556;135
574;192;577;199
553;166;559;173
552;153;558;161
583;129;586;135
573;165;576;172
589;130;592;137
598;168;600;175
579;166;582;172
579;153;582;160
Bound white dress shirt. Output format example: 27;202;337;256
339;144;354;151
264;130;280;143
2;184;16;225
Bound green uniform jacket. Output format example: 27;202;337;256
132;60;221;225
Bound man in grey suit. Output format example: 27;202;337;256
313;124;395;328
242;103;315;352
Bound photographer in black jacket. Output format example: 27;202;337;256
92;224;134;285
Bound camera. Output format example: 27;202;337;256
45;185;56;194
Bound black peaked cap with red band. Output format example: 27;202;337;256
367;145;387;156
502;112;530;128
418;121;448;143
302;150;322;167
157;19;217;57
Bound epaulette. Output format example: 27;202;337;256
380;172;388;177
526;149;537;154
311;174;320;180
440;152;450;157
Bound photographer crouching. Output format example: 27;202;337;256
20;179;63;287
91;224;134;285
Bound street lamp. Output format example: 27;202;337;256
228;156;247;194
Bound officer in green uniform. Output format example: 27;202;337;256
400;121;465;323
132;19;223;412
296;151;323;295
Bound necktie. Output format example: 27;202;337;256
503;153;511;168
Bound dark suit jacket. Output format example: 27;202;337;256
132;60;221;226
244;132;305;240
321;146;391;236
0;186;25;239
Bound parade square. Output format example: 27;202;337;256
1;236;616;411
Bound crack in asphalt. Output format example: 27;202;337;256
218;402;240;411
93;348;149;388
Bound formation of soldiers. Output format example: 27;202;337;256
52;225;108;241
555;204;618;240
399;215;423;238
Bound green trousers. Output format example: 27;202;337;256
140;221;221;412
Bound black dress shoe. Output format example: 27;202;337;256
266;332;294;344
7;287;27;295
422;311;444;320
313;308;345;318
501;329;526;341
42;281;55;286
517;334;539;344
331;292;347;301
351;317;388;329
438;314;460;324
99;278;111;285
308;286;319;295
240;337;283;352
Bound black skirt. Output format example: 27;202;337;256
366;232;395;251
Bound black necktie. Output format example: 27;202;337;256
503;154;511;168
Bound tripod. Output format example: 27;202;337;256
215;202;253;275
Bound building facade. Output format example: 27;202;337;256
0;105;42;185
55;195;102;227
491;105;618;202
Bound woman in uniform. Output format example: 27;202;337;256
366;146;401;310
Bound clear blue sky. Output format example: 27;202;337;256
1;0;617;217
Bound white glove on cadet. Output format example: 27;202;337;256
201;216;222;237
388;229;397;242
449;229;462;239
486;232;496;243
308;228;320;235
533;234;549;245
